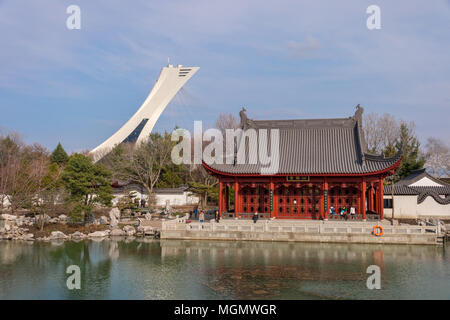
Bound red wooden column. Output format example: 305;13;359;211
269;180;275;219
318;181;323;220
368;182;374;211
374;184;378;213
361;179;366;221
234;180;240;218
218;180;224;217
225;185;229;213
379;177;384;220
323;178;329;220
273;183;279;219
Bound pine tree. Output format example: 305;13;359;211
62;154;113;223
50;142;69;165
156;163;188;188
389;122;425;180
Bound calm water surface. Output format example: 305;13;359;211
0;239;449;299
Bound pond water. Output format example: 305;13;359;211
0;239;449;299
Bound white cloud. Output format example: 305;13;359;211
287;36;322;59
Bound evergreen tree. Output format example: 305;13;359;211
157;163;188;188
50;142;69;165
62;154;113;223
386;122;425;180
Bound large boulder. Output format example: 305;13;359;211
58;215;68;224
36;214;51;223
21;233;34;241
71;231;87;239
4;223;11;232
49;231;68;240
1;214;17;221
49;218;59;224
109;207;121;227
88;230;110;238
138;226;156;235
99;216;109;225
17;227;28;235
110;228;126;236
17;217;34;227
123;225;136;236
15;216;25;227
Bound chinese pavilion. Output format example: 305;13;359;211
203;105;402;221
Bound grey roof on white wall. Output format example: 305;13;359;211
395;168;449;186
383;169;450;204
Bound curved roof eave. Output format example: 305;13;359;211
202;156;402;178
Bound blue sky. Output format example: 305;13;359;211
0;0;449;152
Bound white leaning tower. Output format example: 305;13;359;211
90;64;199;162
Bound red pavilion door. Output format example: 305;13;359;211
328;185;361;218
276;184;321;219
241;185;271;218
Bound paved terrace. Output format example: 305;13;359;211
161;219;442;245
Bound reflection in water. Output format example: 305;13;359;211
0;239;448;299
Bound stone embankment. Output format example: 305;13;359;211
0;210;162;242
161;219;443;245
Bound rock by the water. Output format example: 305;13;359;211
1;214;17;221
36;214;51;223
88;230;110;238
71;231;86;239
110;228;126;236
109;207;121;227
49;218;59;224
22;233;34;241
138;226;156;235
123;225;136;236
49;231;68;240
16;217;35;227
99;216;109;225
58;215;68;223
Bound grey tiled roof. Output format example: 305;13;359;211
384;185;450;195
384;185;450;205
383;170;450;204
208;108;401;175
384;169;450;195
411;186;450;194
383;185;418;195
395;168;449;186
154;186;189;194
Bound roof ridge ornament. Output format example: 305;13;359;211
353;104;367;162
354;104;363;122
239;107;255;130
239;107;248;129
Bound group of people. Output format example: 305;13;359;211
190;208;205;222
329;206;356;220
189;208;221;223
